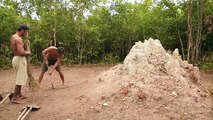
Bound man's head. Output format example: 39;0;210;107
57;47;65;55
17;24;29;36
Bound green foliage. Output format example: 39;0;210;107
0;47;12;69
0;0;212;70
62;58;76;64
200;53;213;71
100;53;119;64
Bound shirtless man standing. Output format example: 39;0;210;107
10;24;31;104
38;46;65;85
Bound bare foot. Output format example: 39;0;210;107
11;99;24;104
20;96;28;100
19;94;29;100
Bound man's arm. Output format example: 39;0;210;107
16;38;31;56
42;48;49;65
49;55;64;74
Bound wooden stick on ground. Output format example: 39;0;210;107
0;93;11;105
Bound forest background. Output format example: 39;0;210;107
0;0;212;71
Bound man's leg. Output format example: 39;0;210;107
11;85;21;103
39;63;48;84
56;65;64;85
58;71;64;85
19;86;27;99
38;71;45;84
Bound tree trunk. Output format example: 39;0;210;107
53;26;56;47
187;0;193;62
78;28;87;65
176;25;185;60
142;27;145;40
48;33;52;46
76;30;81;64
79;33;84;65
195;0;204;63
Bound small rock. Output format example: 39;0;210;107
102;103;109;107
171;91;178;97
90;106;94;109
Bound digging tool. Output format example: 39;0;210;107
17;107;28;120
47;65;55;89
49;74;55;89
17;105;41;120
0;92;14;105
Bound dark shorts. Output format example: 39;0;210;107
42;59;61;72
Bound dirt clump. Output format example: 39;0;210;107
96;38;213;120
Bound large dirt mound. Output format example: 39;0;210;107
95;38;213;120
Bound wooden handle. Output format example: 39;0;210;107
0;93;11;105
17;107;28;120
49;74;55;89
20;107;33;120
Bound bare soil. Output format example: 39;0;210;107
0;65;212;120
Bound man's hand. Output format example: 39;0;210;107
26;50;32;56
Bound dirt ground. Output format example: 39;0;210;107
0;65;213;120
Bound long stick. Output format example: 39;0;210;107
17;107;28;120
20;107;33;120
47;65;55;89
0;93;11;105
49;74;55;89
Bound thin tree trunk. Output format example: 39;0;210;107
49;33;52;46
128;36;132;53
79;29;87;65
77;31;81;64
195;0;204;63
176;25;185;60
79;33;84;65
53;6;56;47
53;26;56;46
142;27;145;40
187;0;193;62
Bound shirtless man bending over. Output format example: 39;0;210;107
10;24;31;104
38;46;65;85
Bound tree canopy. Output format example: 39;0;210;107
0;0;212;70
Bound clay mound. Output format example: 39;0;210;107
96;38;213;120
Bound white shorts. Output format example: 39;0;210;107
12;56;28;86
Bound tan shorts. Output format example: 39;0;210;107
12;56;28;86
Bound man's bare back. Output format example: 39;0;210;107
45;47;62;60
39;46;65;85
